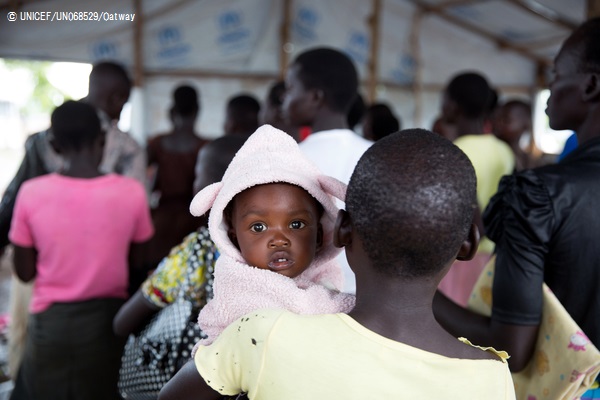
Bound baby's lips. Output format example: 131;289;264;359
268;251;295;270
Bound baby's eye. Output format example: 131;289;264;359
250;223;267;233
289;221;306;229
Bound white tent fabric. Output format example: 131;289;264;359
0;0;587;138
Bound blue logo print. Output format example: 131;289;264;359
91;41;117;60
217;10;250;55
293;7;319;43
156;25;191;64
344;31;369;65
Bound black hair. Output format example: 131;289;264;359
364;103;401;141
267;81;286;107
503;99;532;118
172;84;200;117
346;93;366;129
227;94;261;133
89;61;131;88
346;129;477;278
199;135;247;187
446;72;493;119
51;101;103;152
564;17;600;73
292;47;359;113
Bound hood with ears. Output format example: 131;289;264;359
190;124;347;270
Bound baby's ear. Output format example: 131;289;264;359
227;227;239;249
456;224;480;261
317;175;346;202
189;182;223;216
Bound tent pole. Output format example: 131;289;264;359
133;0;144;87
367;0;382;103
279;0;292;80
409;10;423;127
130;0;146;144
587;0;600;18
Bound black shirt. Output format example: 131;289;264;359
483;136;600;348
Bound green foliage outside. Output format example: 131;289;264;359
2;58;71;117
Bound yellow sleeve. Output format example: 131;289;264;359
194;309;285;396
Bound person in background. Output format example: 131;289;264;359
434;21;600;399
9;101;153;400
436;71;515;307
346;92;366;134
0;60;146;381
223;94;261;137
144;84;209;271
0;61;146;255
283;47;373;294
361;103;401;141
260;80;300;142
432;115;459;142
493;99;538;171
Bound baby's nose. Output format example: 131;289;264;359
269;234;290;248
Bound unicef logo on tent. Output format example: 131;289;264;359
91;41;117;60
293;7;319;43
344;32;369;66
217;10;250;55
391;53;416;84
156;25;191;64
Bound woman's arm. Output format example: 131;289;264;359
12;245;37;282
158;361;222;400
113;290;161;337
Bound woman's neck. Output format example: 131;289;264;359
60;155;103;178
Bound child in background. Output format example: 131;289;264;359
223;94;261;137
159;129;515;400
188;124;354;345
361;102;401;141
9;101;154;400
493;99;537;171
259;80;300;142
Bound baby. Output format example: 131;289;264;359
189;124;355;346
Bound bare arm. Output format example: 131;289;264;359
158;360;222;400
128;241;149;295
433;290;538;371
12;245;37;282
113;290;161;337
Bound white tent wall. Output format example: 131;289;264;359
0;0;586;142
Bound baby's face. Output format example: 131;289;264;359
228;183;323;278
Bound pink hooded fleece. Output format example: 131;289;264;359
189;124;356;346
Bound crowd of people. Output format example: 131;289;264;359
0;15;599;400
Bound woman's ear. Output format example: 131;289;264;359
456;223;480;261
582;73;600;102
333;210;353;249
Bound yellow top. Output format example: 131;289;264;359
454;134;515;253
195;309;516;399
